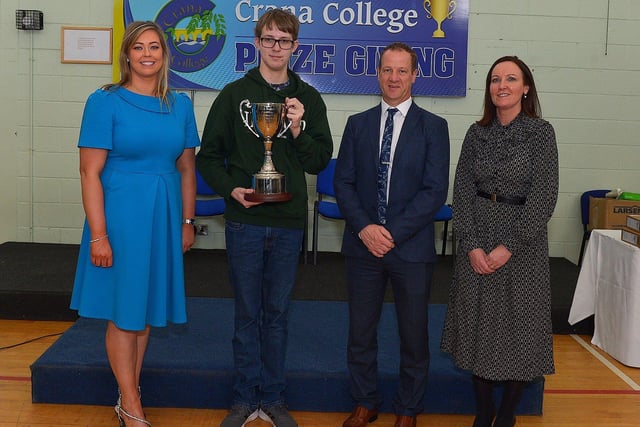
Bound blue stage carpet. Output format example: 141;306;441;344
31;298;543;414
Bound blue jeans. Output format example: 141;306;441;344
225;220;304;407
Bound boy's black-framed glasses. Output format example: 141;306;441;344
259;37;295;50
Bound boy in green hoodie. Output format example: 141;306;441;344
196;9;332;427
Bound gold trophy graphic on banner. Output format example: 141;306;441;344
239;99;293;202
424;0;457;38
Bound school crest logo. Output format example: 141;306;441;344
124;0;226;76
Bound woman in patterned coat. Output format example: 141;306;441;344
441;56;558;427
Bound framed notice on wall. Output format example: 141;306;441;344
61;26;112;64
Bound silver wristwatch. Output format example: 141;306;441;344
183;218;196;226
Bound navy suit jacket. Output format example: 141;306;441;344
334;102;450;263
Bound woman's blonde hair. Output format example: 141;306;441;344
104;21;171;105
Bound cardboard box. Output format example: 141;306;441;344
589;197;640;230
626;214;640;232
621;226;640;248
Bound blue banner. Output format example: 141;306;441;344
119;0;469;96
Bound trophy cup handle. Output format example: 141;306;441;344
448;1;457;18
276;120;292;138
276;119;307;138
423;0;432;19
275;106;307;138
239;99;260;138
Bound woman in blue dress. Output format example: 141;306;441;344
70;21;200;427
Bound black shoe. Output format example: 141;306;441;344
473;413;495;427
493;416;516;427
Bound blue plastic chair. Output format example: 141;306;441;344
578;189;609;267
312;159;343;264
434;204;454;256
195;169;225;218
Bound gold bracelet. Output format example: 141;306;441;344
89;234;108;243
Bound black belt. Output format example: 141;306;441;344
477;191;526;205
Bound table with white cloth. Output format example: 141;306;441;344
568;229;640;367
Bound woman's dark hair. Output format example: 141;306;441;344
478;55;541;126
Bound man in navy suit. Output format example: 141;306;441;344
334;42;450;427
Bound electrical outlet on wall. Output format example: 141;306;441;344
197;224;209;236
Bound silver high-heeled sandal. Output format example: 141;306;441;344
114;402;151;426
115;388;148;427
117;386;142;404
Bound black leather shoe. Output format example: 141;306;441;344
473;410;495;427
493;416;516;427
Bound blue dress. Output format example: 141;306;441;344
70;86;200;331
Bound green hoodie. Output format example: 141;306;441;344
196;67;333;229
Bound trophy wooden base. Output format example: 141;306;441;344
249;171;289;202
245;192;292;203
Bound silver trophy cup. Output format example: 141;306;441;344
239;99;292;202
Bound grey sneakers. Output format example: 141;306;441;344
220;402;297;427
219;404;259;427
258;402;298;427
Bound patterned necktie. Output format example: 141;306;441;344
377;107;398;224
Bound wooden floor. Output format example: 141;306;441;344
1;320;640;427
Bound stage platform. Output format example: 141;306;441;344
0;242;592;335
31;298;543;414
